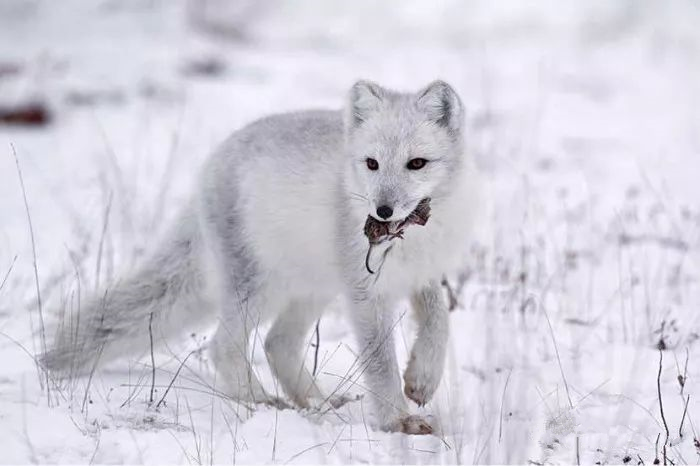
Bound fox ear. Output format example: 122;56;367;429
347;80;386;128
416;80;463;134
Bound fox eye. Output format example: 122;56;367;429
407;158;428;170
366;158;379;171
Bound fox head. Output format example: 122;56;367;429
343;80;465;223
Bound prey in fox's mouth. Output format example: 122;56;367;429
363;198;432;274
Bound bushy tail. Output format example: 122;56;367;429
42;208;213;377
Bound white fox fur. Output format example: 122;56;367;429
43;80;482;435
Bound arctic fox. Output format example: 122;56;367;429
43;80;481;435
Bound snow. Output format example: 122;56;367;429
1;0;700;463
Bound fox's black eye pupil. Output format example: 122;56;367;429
407;158;427;170
366;158;379;170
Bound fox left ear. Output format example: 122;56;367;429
416;80;463;135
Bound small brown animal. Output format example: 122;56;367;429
363;198;431;273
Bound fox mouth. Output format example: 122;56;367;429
364;198;432;244
363;198;432;274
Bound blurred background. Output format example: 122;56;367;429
0;0;700;251
1;1;700;464
1;0;699;259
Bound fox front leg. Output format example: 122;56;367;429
403;282;449;406
349;293;433;434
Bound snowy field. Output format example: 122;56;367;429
1;1;700;464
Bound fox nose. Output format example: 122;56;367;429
376;205;393;220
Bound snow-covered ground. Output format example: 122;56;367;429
1;0;700;463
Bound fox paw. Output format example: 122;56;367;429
296;393;363;412
260;395;293;410
327;393;363;409
403;354;441;406
386;414;434;435
306;393;363;411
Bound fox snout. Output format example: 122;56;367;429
376;205;393;219
369;200;416;222
370;189;408;222
370;202;402;222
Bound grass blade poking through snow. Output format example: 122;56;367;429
0;255;17;293
11;143;50;406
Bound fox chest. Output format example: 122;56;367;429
361;218;469;297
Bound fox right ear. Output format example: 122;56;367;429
347;80;386;128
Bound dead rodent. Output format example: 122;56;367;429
363;198;431;273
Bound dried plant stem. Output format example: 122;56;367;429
12;144;50;405
541;303;579;465
654;432;660;464
0;255;17;292
148;312;156;405
94;192;113;292
657;350;669;465
498;369;512;443
156;351;195;409
679;395;690;439
82;343;105;415
271;405;278;462
312;319;320;377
